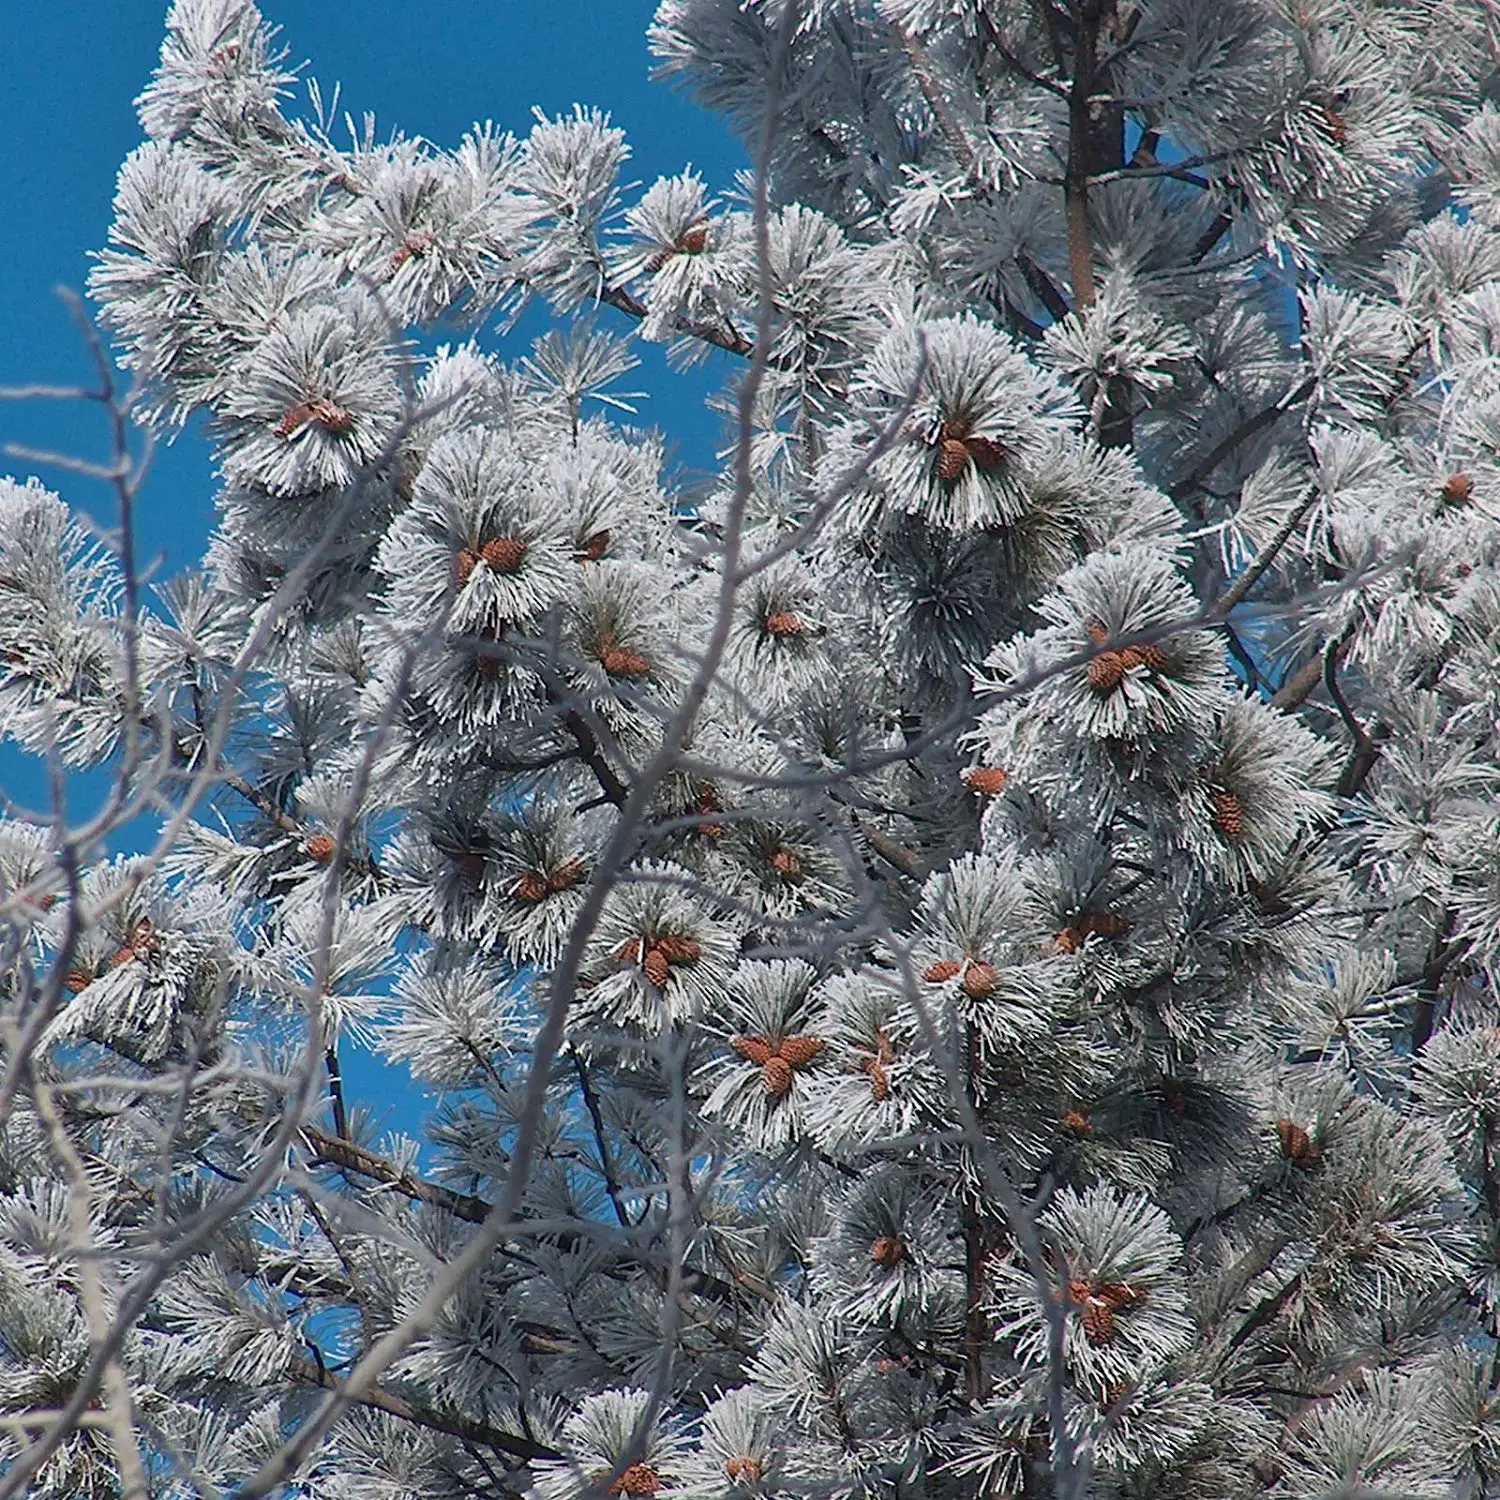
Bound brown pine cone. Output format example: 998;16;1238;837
576;528;611;561
1276;1116;1320;1167
1211;788;1245;839
961;766;1009;796
724;1456;764;1484
1442;472;1474;506
609;1463;661;1497
962;961;998;999
937;437;971;481
547;859;586;893
964;435;1010;471
1061;1109;1093;1138
454;547;481;587
1087;650;1127;693
769;847;804;883
655;935;702;965
731;1034;774;1066
764;610;804;638
778;1034;825;1069
303;833;337;863
677;222;709;254
1053;925;1083;954
481;536;529;573
600;641;652;678
615;938;642;966
511;871;549;904
643;947;671;988
870;1235;906;1268
922;959;962;983
761;1055;794;1096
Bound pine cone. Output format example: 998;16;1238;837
547;859;586;893
276;395;354;439
778;1034;825;1069
1211;787;1245;839
1061;1109;1093;1138
608;1463;661;1497
724;1456;764;1484
677;222;709;254
576;528;611;561
769;847;804;883
1442;472;1474;506
1317;102;1348;144
1086;650;1127;694
119;919;159;964
455;547;481;587
731;1034;775;1066
599;639;652;679
922;959;962;983
962;961;998;999
1276;1116;1320;1167
961;765;1009;796
64;968;93;993
391;229;436;271
643;947;671;988
1052;925;1083;955
1119;641;1168;673
964;435;1010;471
303;833;336;862
481;536;529;573
615;938;642;966
512;871;549;904
870;1235;906;1269
936;437;971;481
655;935;701;965
1084;618;1110;644
863;1031;894;1102
1077;910;1129;940
693;785;725;839
764;610;804;638
760;1055;793;1096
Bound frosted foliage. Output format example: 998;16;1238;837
4;1;1500;1498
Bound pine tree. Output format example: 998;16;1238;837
6;1;1500;1497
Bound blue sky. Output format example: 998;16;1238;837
1;1;746;1137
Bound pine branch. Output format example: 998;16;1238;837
285;1355;561;1464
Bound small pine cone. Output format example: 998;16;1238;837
576;528;611;561
778;1034;825;1069
922;959;963;983
693;786;725;839
547;859;586;893
1078;910;1129;940
1318;103;1348;144
1120;641;1169;673
1061;1109;1093;1138
764;610;804;638
1086;650;1127;694
870;1235;906;1269
1442;472;1474;506
615;938;642;966
600;642;652;679
303;833;336;863
677;222;709;254
761;1055;794;1096
1080;1300;1117;1344
964;435;1010;471
1211;787;1245;840
277;396;354;438
1084;618;1110;644
936;437;971;481
512;871;549;904
731;1033;775;1067
1052;925;1083;955
609;1464;661;1497
64;968;92;993
391;230;435;271
1276;1116;1320;1167
724;1456;764;1484
454;547;481;587
643;947;671;988
769;847;804;883
961;765;1008;797
655;935;702;965
481;536;529;573
866;1057;891;1102
962;961;999;999
1098;1281;1143;1312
